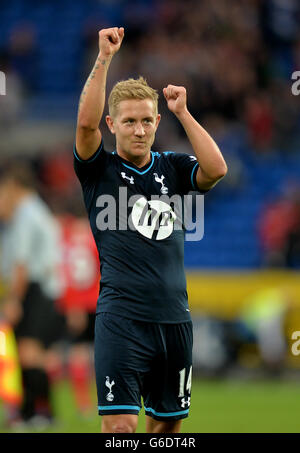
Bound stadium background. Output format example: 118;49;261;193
0;0;300;433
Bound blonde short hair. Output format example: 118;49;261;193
108;76;159;118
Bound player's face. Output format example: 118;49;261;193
106;99;161;165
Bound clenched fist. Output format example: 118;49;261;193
163;85;187;116
99;27;124;58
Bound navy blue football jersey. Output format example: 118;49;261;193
73;141;205;323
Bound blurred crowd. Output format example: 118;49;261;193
0;0;299;151
1;0;300;266
110;0;300;153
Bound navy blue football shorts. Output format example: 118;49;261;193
95;312;193;421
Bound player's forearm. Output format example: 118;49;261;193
77;52;112;130
9;264;28;302
176;109;227;180
2;265;28;325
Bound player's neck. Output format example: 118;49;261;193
116;149;151;168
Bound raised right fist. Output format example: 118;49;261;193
99;27;124;58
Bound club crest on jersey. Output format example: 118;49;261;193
154;173;168;194
121;172;134;184
105;376;115;402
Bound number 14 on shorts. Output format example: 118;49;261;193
178;366;192;408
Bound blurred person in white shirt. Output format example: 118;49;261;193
0;161;62;428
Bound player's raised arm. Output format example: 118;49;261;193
163;85;227;191
76;27;124;160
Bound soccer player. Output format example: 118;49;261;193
74;27;227;433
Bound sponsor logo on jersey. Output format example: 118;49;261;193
95;188;204;241
131;196;176;240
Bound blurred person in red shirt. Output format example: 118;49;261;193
258;183;300;268
244;91;274;152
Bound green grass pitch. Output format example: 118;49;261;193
0;378;299;433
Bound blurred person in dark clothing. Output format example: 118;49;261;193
0;162;62;428
285;210;300;269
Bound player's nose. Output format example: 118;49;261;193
134;122;145;136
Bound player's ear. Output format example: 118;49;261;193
155;114;161;130
106;115;115;134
